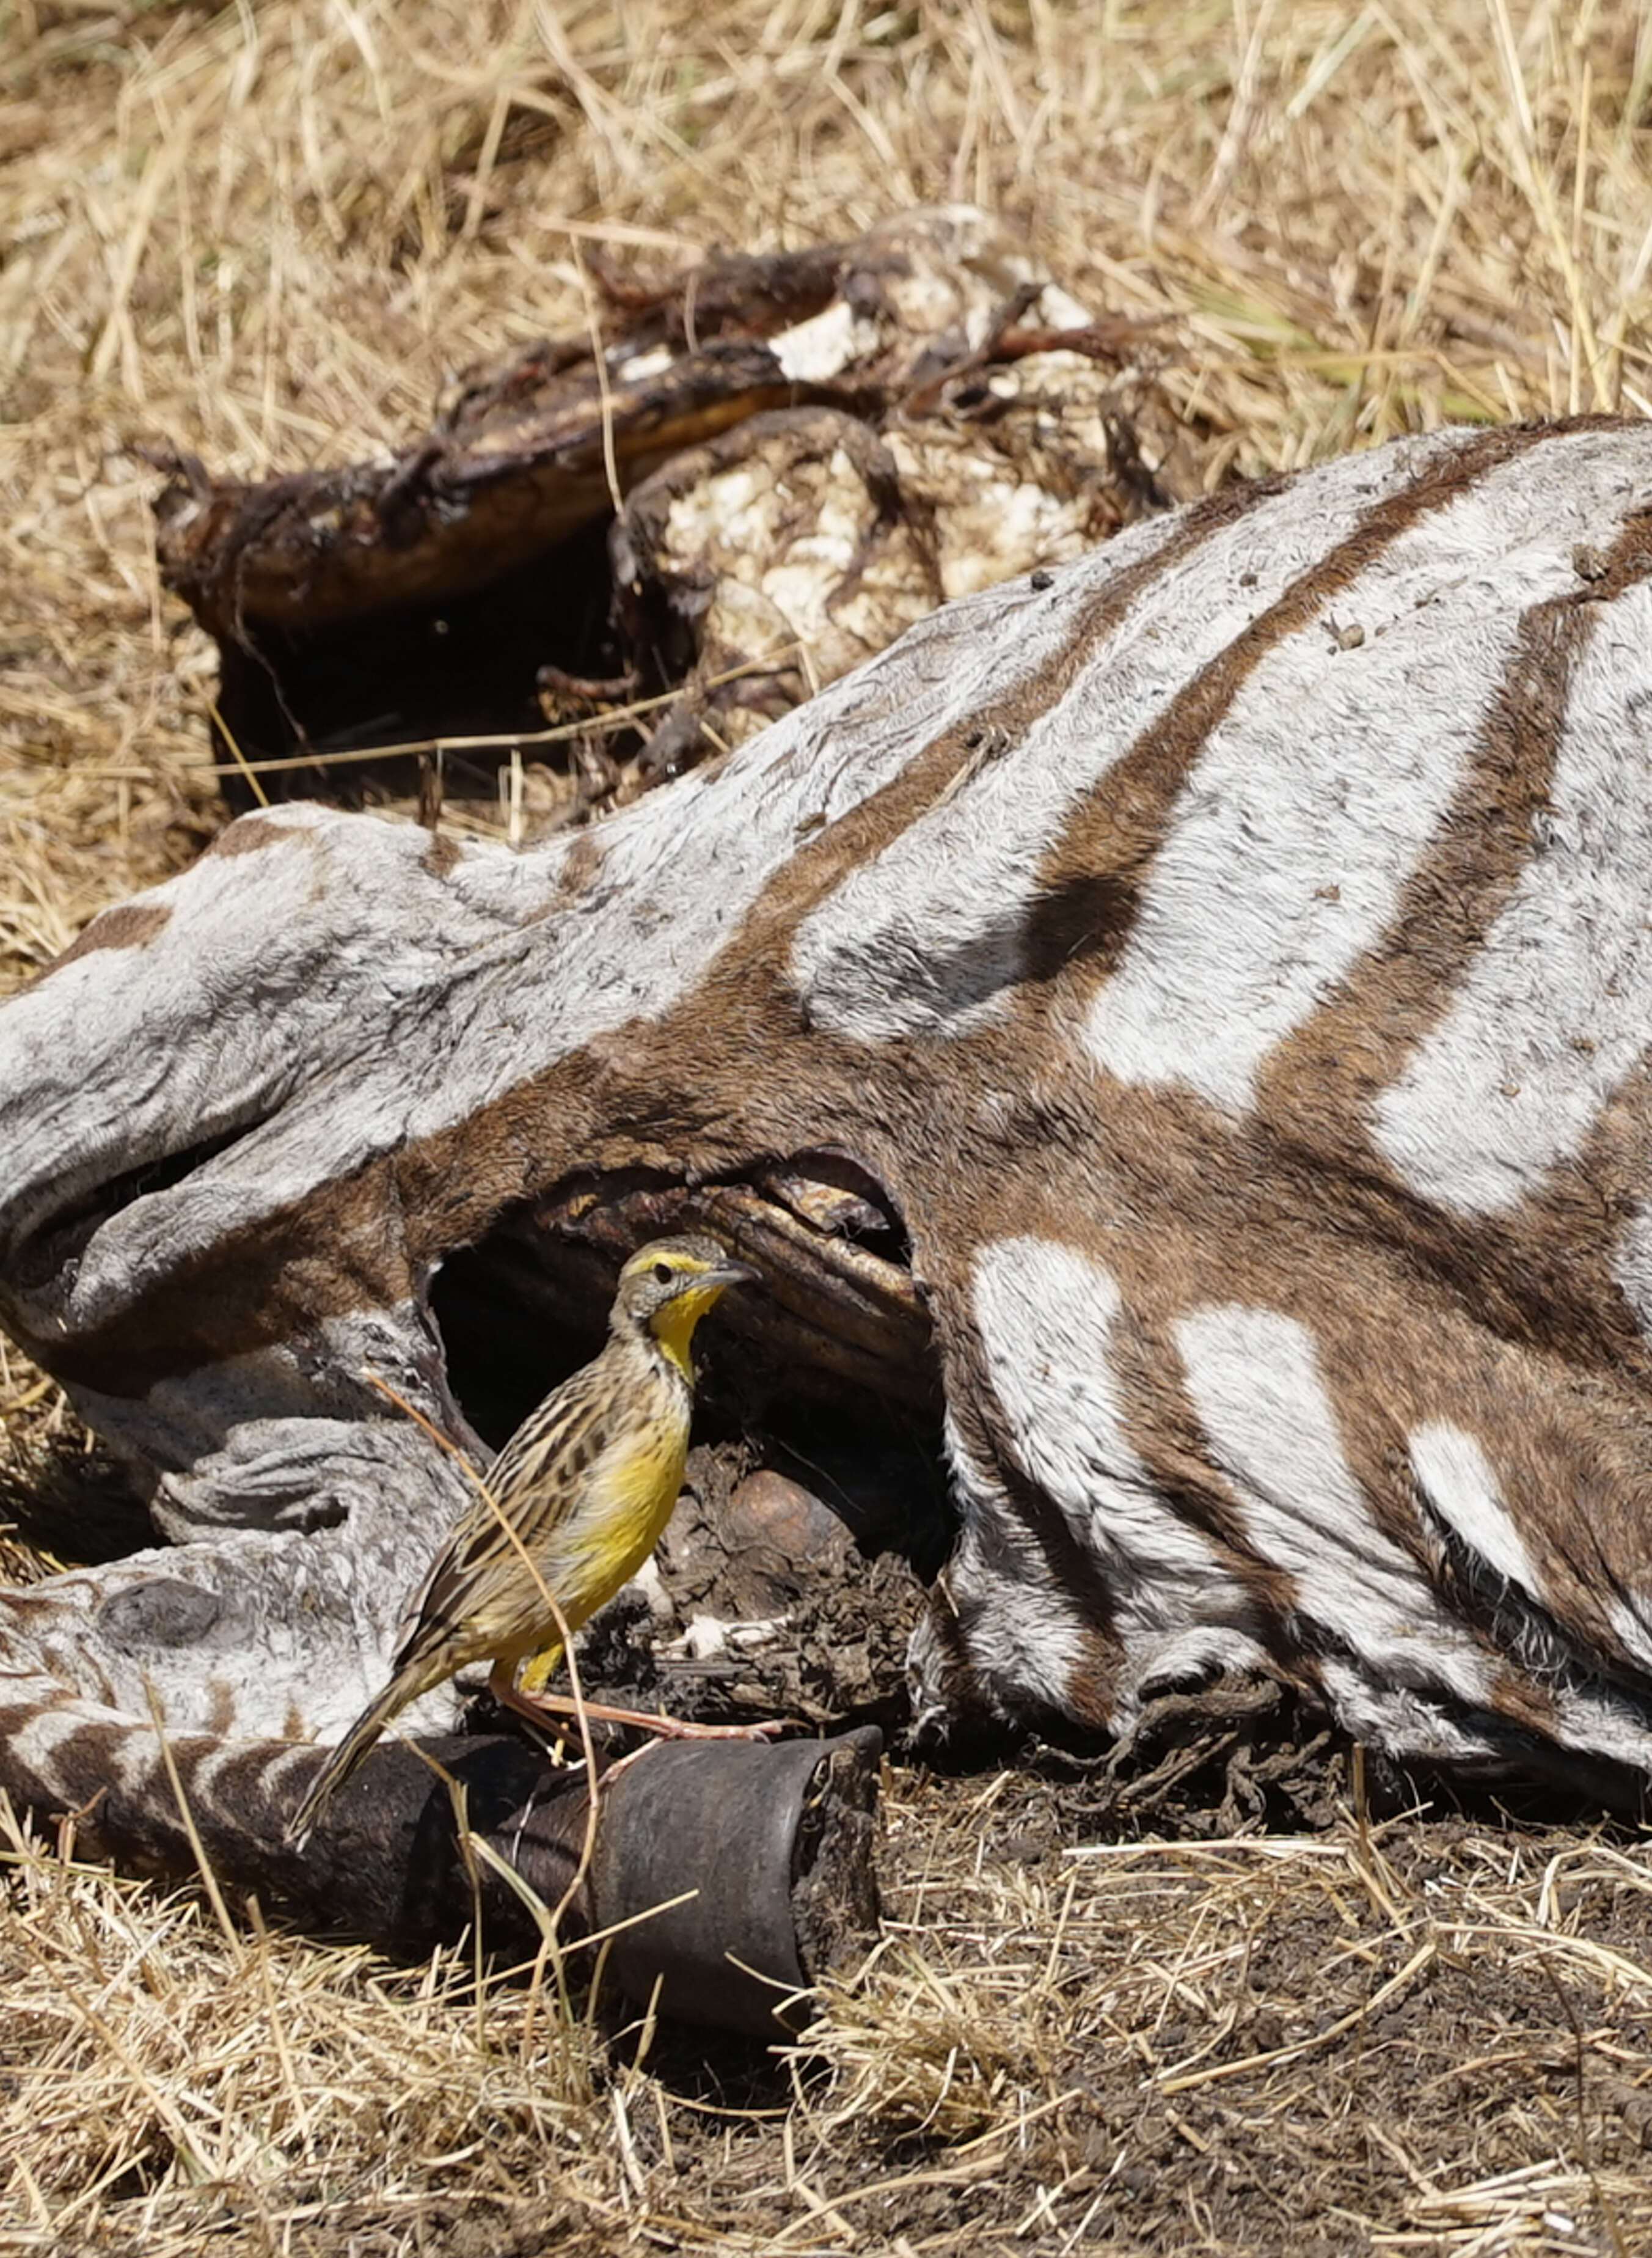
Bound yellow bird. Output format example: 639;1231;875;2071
287;1234;756;1843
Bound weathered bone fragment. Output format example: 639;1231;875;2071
150;207;1189;804
6;417;1652;1945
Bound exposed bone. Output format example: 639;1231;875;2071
148;207;1190;807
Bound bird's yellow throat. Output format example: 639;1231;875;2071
648;1280;726;1377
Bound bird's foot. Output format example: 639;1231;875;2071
497;1681;794;1747
602;1708;792;1743
589;1714;794;1788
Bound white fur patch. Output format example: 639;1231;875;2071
975;1237;1201;1563
1408;1420;1543;1597
1088;428;1644;1109
790;432;1469;1044
1608;1597;1652;1676
1173;1303;1495;1706
1611;1209;1652;1344
1372;576;1652;1212
1548;1681;1652;1775
969;1237;1263;1717
948;1563;1099;1718
938;1422;1102;1718
1316;1657;1507;1767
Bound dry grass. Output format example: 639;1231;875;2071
0;1794;615;2253
6;1;1652;2248
7;1757;1652;2255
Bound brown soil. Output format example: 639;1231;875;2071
523;1472;1652;2257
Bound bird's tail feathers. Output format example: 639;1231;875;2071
285;1665;429;1847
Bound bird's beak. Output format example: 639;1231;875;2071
703;1259;758;1292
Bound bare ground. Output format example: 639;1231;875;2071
7;1476;1652;2257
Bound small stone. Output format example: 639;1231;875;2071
726;1470;851;1564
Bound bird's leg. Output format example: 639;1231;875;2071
539;1695;792;1742
486;1658;791;1745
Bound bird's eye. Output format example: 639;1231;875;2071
652;1261;673;1285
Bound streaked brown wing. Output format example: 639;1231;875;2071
392;1358;613;1671
485;1360;613;1516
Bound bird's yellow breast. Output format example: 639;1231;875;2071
558;1402;689;1629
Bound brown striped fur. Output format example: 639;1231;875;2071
8;420;1652;1824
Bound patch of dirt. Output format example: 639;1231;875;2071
616;1748;1652;2258
478;1467;1652;2256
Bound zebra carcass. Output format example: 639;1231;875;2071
4;415;1652;1939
